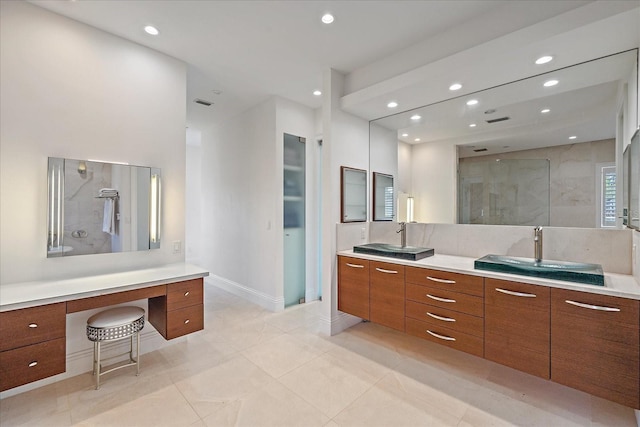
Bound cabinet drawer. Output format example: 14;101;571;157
406;267;483;297
0;337;66;391
406;317;483;358
167;279;204;311
406;283;483;317
338;256;370;319
0;303;66;352
370;261;405;331
406;300;483;338
166;304;204;340
485;278;549;311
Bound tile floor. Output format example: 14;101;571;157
1;283;637;426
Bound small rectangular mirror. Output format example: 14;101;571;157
373;172;394;221
341;166;367;223
47;157;161;257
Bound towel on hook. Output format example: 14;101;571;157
102;198;116;235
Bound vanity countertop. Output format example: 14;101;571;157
338;250;640;300
0;263;209;312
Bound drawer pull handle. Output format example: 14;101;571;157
495;288;537;298
28;323;38;328
426;294;456;303
426;330;456;341
426;312;456;322
375;268;398;274
184;319;190;324
346;263;364;269
184;291;190;297
565;300;621;312
28;361;38;367
426;276;455;284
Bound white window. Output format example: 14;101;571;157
600;165;616;228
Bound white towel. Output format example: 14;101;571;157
102;198;115;235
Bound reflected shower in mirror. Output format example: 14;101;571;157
373;172;394;221
47;158;161;257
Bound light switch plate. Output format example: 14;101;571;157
172;241;181;254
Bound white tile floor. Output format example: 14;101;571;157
1;283;637;426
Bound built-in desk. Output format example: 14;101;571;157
0;263;209;392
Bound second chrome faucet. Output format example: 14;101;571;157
397;222;407;248
534;226;543;262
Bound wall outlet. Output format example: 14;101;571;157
361;228;366;240
172;241;182;254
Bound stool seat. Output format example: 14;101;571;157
86;306;145;389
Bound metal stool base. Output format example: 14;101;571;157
92;332;141;390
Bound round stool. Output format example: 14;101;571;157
86;306;145;390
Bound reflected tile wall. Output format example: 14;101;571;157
354;222;633;275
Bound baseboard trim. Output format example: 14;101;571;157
206;275;285;312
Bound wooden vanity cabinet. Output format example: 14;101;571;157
149;278;204;340
485;278;550;379
551;288;639;408
337;256;370;319
405;267;484;357
0;303;66;391
370;261;405;331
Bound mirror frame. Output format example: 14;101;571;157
372;172;394;221
341;166;367;223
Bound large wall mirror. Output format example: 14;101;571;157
47;158;161;257
370;49;638;228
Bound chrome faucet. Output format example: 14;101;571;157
534;226;543;263
397;222;407;248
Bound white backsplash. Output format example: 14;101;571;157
342;222;634;275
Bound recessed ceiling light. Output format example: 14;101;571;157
401;133;408;137
535;55;553;65
321;13;334;24
540;108;550;113
469;123;477;128
569;135;577;140
410;114;421;120
387;101;398;108
144;25;159;35
449;83;462;91
414;138;421;142
544;79;559;87
466;99;478;106
313;90;322;96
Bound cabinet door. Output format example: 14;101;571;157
370;261;405;331
551;288;639;409
485;278;550;378
337;256;370;319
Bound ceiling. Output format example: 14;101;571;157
29;0;599;132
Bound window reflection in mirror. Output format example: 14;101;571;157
373;172;394;221
47;158;160;257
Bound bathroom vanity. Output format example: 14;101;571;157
338;252;640;409
0;263;208;392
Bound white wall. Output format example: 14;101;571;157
185;128;202;265
0;1;187;285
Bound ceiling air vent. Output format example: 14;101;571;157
473;148;488;152
194;98;213;106
486;116;510;124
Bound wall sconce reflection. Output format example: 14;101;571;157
406;196;414;223
47;158;64;255
149;168;161;249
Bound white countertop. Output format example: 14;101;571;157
0;263;209;312
338;250;640;300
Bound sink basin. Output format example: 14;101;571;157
474;254;604;286
353;243;434;261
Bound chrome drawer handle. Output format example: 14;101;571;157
346;263;364;269
28;361;38;367
495;288;537;298
375;268;398;274
426;330;456;341
426;294;456;303
426;312;456;322
184;319;190;324
565;300;621;312
184;291;190;297
28;323;38;328
426;276;455;284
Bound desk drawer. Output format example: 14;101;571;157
0;338;66;391
406;283;483;317
0;303;66;352
406;317;483;358
167;279;204;311
406;300;483;338
166;304;204;339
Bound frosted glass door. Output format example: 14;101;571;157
284;133;305;307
